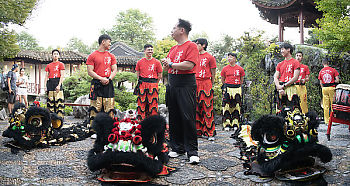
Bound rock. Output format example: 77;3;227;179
0;108;7;120
158;104;168;122
73;95;90;119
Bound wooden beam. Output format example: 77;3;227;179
278;13;284;42
38;63;42;94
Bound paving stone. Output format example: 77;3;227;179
0;151;23;161
329;148;346;156
0;164;23;178
201;157;238;171
209;181;233;186
227;149;241;159
75;150;88;160
37;164;76;178
35;151;66;161
201;144;227;152
166;167;205;184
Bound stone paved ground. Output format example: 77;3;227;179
0;116;349;185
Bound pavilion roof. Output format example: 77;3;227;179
9;50;87;64
251;0;322;27
109;42;143;66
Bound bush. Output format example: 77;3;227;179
64;106;73;116
63;64;92;102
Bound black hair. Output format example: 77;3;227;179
51;49;60;55
196;38;208;51
98;34;112;45
280;43;294;54
227;52;237;59
144;44;153;50
322;58;329;65
296;51;303;56
177;18;192;35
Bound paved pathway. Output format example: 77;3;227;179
0;116;349;185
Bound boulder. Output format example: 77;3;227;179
73;95;90;119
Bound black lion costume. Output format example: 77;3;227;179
2;103;90;151
87;113;173;183
237;108;332;180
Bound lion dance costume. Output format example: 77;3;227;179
235;108;332;181
87;113;174;183
45;61;65;121
135;77;159;121
195;51;216;137
221;63;245;130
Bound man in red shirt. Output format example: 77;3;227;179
273;43;301;114
86;34;118;129
161;19;199;164
221;53;245;131
135;44;162;121
318;58;339;124
44;49;65;124
194;38;217;141
295;51;310;114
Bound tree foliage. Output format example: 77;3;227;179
102;9;155;51
66;37;97;55
63;65;92;102
209;34;235;68
313;0;350;53
0;0;38;61
16;31;43;51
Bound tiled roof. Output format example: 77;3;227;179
251;0;296;9
11;50;87;63
251;0;322;27
109;42;143;66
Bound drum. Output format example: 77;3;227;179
333;84;350;121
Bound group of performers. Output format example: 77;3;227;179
39;19;340;167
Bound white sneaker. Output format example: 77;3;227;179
208;137;215;141
189;156;200;164
91;134;97;139
168;151;182;158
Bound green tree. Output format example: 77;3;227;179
0;0;38;61
16;31;43;51
63;64;92;102
114;71;138;89
209;34;236;68
66;37;94;55
102;9;155;51
153;37;177;60
189;31;209;41
313;0;350;53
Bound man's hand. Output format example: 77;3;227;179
9;88;12;94
100;77;109;85
161;58;171;67
276;84;284;90
55;85;60;93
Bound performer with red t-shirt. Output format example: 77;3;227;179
221;53;245;131
86;34;118;129
161;19;199;164
295;51;310;114
135;44;162;121
193;38;217;140
44;49;65;125
318;58;339;124
273;43;301;113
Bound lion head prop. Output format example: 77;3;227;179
87;113;174;183
237;108;332;181
3;103;90;151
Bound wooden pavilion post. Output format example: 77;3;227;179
38;63;42;94
299;8;304;44
278;13;284;42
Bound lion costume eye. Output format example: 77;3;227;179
263;133;279;144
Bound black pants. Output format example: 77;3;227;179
166;74;198;157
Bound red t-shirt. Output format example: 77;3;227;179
167;41;199;74
45;61;65;78
136;57;163;79
276;58;301;83
86;50;117;78
195;52;217;80
296;64;310;83
318;66;339;85
221;64;245;84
